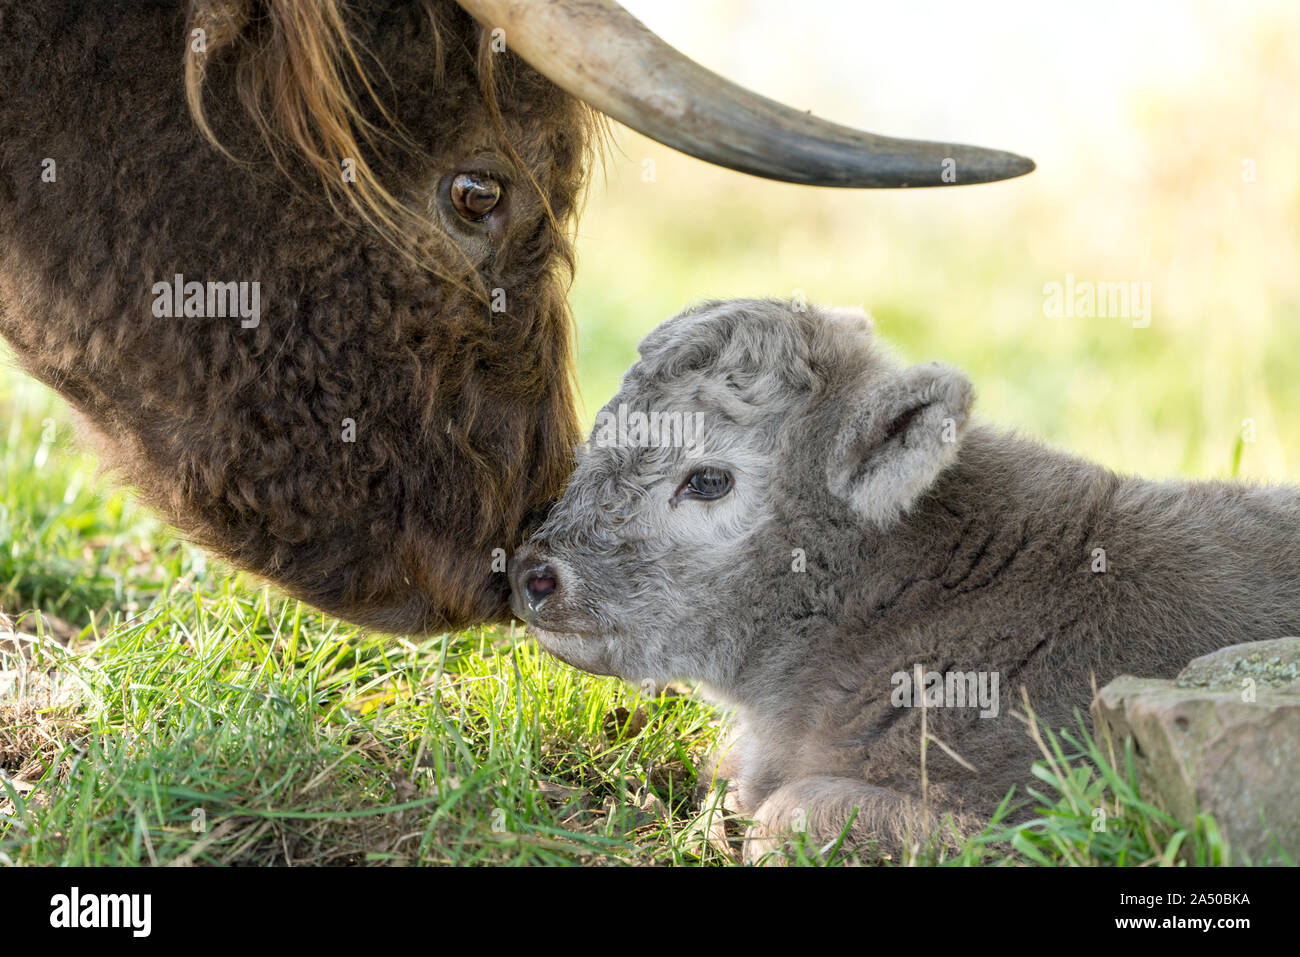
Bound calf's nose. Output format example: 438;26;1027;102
508;552;560;622
525;566;558;609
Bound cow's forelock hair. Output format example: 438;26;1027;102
184;0;607;294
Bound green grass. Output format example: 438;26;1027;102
1;599;727;866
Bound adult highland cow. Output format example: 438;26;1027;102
0;0;1031;633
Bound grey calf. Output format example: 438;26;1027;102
510;298;1300;858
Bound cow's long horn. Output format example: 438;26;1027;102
455;0;1033;187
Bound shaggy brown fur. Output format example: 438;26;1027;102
0;0;599;632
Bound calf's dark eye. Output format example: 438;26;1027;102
672;467;733;506
449;172;502;221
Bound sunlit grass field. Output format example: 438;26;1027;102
2;2;1296;866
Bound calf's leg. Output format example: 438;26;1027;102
744;775;979;864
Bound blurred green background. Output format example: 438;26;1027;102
572;0;1300;482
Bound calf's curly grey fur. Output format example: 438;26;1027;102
510;298;1300;859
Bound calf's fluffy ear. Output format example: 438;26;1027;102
826;362;974;527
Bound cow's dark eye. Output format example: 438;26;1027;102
449;172;501;221
672;467;733;506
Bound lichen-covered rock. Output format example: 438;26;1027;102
1093;638;1300;864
